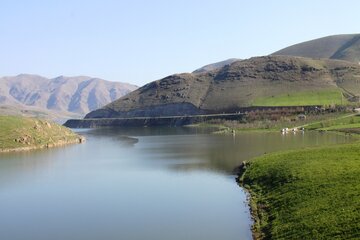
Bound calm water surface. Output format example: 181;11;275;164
0;127;355;240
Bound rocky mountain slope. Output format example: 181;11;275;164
0;74;137;120
85;56;360;119
273;34;360;63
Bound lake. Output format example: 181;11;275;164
0;127;355;240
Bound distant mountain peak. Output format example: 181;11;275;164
193;58;241;73
0;74;138;121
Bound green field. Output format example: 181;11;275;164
0;115;81;151
241;143;360;239
305;114;360;131
252;89;345;106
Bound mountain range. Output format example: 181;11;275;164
3;34;360;122
0;74;137;121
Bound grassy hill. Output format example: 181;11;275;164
273;34;360;63
240;143;360;239
0;116;84;152
85;55;360;119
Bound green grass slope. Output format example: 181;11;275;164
302;113;360;134
252;89;345;106
241;144;360;239
0;115;83;152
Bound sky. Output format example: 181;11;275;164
1;0;360;86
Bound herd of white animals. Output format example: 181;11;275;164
281;127;305;133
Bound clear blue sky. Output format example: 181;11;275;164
1;0;359;86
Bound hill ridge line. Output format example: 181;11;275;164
331;35;360;60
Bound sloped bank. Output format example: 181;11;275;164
0;116;85;153
0;137;85;153
237;143;360;239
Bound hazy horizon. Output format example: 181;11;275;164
1;0;360;86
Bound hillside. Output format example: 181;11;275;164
0;116;84;152
0;74;138;120
85;55;360;119
273;34;360;63
193;58;240;73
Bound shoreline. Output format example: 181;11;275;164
237;174;267;239
187;114;360;137
235;161;263;240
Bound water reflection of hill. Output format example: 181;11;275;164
134;131;355;173
0;128;355;186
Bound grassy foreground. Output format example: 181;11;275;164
240;143;360;239
0;115;83;152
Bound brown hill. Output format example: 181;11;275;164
273;34;360;63
85;56;360;118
